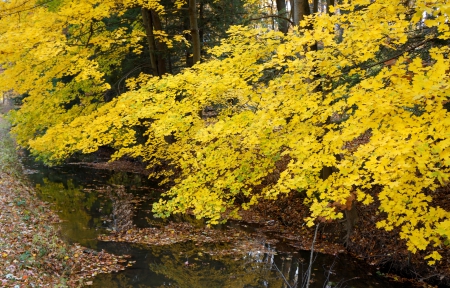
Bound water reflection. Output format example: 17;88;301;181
20;155;404;287
93;242;286;288
148;243;284;288
93;240;396;288
36;179;108;248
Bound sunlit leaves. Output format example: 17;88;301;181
3;0;450;263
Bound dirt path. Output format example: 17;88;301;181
0;112;127;287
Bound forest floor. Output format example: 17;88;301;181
0;111;129;287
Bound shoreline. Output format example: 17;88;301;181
0;112;128;287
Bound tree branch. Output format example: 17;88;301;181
248;14;295;26
360;38;430;71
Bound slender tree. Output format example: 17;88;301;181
276;0;289;34
188;0;201;64
142;8;160;76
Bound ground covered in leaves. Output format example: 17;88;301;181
0;113;128;287
99;221;277;258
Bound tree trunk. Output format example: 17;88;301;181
292;0;311;26
199;0;204;51
322;161;358;246
326;0;335;15
289;0;294;20
344;205;358;247
276;0;289;34
183;12;193;67
150;10;167;75
188;0;201;64
141;8;159;77
313;0;319;13
168;52;173;74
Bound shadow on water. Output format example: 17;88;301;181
20;154;407;288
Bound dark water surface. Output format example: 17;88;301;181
20;154;406;288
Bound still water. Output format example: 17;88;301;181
20;155;405;288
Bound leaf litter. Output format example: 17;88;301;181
0;115;129;287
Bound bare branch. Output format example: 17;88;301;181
248;14;295;26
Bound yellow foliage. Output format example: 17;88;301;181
2;0;450;263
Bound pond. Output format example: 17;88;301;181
20;154;407;288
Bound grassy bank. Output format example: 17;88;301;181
0;114;21;178
0;112;127;287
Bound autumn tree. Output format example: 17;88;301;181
0;0;258;150
3;0;450;265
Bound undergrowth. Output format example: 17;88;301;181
0;115;22;178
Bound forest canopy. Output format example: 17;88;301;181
1;0;450;263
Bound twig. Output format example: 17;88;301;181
334;277;361;288
248;14;295;26
322;255;338;288
359;39;429;71
419;273;442;281
305;223;320;288
273;261;293;288
326;38;431;82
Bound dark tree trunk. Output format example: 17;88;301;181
199;0;204;45
188;0;201;64
141;8;159;77
326;0;335;15
313;0;319;13
344;205;359;246
150;10;167;75
276;0;289;34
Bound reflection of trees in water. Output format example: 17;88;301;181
35;175;343;288
106;185;134;233
148;242;287;288
91;272;136;288
35;179;103;248
35;177;137;247
106;171;146;190
34;176;301;287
